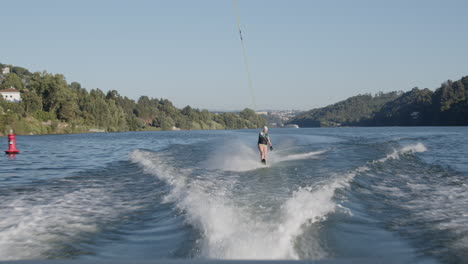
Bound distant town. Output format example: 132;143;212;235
255;110;301;128
211;109;302;127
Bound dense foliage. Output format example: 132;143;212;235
0;63;266;135
290;92;401;127
371;77;468;126
288;75;468;127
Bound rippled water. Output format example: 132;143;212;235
0;127;467;263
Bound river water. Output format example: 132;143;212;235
0;127;467;263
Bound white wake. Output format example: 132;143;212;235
129;142;428;259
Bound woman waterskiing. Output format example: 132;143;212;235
258;126;273;164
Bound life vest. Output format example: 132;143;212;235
258;132;269;145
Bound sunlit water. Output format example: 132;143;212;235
0;127;467;263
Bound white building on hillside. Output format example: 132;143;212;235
1;67;10;74
0;88;21;102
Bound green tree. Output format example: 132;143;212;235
20;91;42;114
0;73;23;90
11;66;32;77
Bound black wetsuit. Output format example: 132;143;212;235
258;132;269;145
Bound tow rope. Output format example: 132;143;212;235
233;0;256;110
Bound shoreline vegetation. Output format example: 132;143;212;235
2;62;466;136
288;75;468;127
0;63;266;136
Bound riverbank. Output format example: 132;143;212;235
0;115;228;137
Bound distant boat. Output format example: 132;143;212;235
285;124;299;128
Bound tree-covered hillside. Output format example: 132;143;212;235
288;75;468;127
290;92;401;127
0;63;266;135
371;77;468;126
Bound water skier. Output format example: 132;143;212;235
258;126;273;164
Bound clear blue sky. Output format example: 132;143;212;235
1;0;467;110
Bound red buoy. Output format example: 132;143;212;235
5;130;20;154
